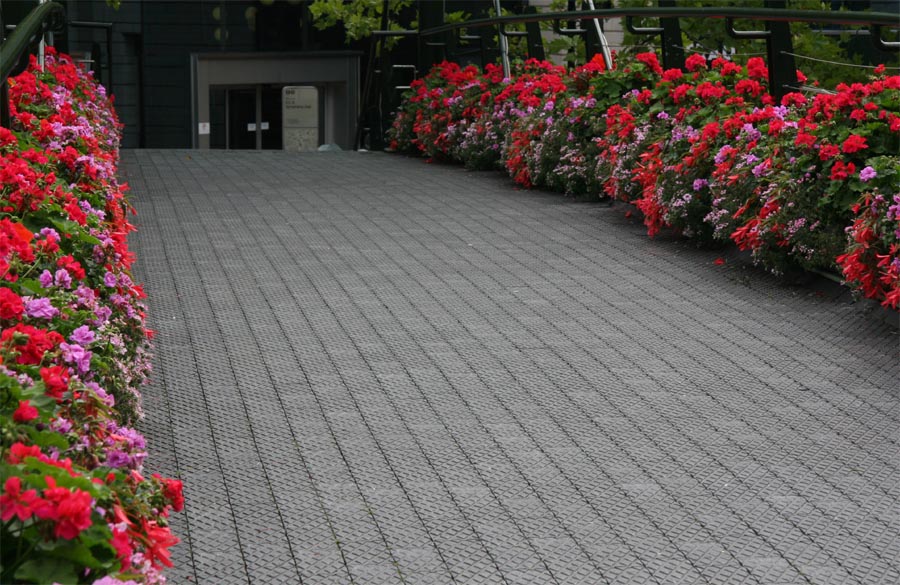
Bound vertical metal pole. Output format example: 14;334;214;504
585;0;613;70
0;1;7;127
225;90;230;149
106;25;113;95
493;0;509;78
255;84;262;150
658;0;685;70
523;6;545;61
38;0;48;71
764;0;797;99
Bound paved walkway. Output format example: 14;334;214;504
124;150;898;585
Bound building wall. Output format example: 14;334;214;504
66;1;142;147
67;0;258;148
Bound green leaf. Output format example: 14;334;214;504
50;217;81;235
15;557;79;584
23;426;69;451
77;232;102;245
16;279;45;296
36;539;105;569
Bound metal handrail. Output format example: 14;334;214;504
411;4;897;100
419;7;900;37
0;1;65;81
1;1;65;127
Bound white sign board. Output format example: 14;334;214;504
283;86;319;151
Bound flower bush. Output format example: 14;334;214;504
389;55;900;308
2;49;181;583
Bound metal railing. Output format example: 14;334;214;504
1;3;117;129
360;2;897;149
69;20;114;91
1;1;65;127
417;4;898;98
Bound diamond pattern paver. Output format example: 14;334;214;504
126;150;899;585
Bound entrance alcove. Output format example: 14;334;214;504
191;51;360;150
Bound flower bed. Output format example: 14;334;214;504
2;49;181;584
389;56;900;309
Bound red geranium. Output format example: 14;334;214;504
0;287;25;320
40;365;70;399
841;133;868;154
42;477;94;539
2;323;64;364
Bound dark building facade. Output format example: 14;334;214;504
5;0;896;149
5;0;372;149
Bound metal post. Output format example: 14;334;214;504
493;0;510;78
764;0;797;99
255;84;262;150
0;1;5;129
585;0;613;70
522;6;545;61
38;0;48;70
105;24;113;94
658;0;685;70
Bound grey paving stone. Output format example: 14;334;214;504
127;150;899;585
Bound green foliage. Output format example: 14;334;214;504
308;0;414;47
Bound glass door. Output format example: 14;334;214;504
227;88;257;150
260;85;284;150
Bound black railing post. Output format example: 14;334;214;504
417;0;445;72
765;0;797;99
658;0;685;70
523;5;545;61
582;1;599;62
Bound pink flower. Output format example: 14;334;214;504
859;166;877;182
24;297;58;319
69;325;95;345
60;342;93;374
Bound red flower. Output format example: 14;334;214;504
1;323;64;365
746;57;768;80
0;127;16;147
841;134;868;154
685;54;707;72
1;477;44;522
111;528;134;567
0;218;35;280
849;109;867;122
662;68;684;82
56;255;86;280
40;365;70;399
794;131;816;148
6;442;42;464
63;200;88;226
43;477;94;539
818;144;840;160
830;160;856;181
13;400;39;423
152;474;185;512
635;52;663;75
714;258;726;266
137;519;179;569
0;287;25;320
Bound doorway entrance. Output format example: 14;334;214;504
191;52;361;150
213;85;293;150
